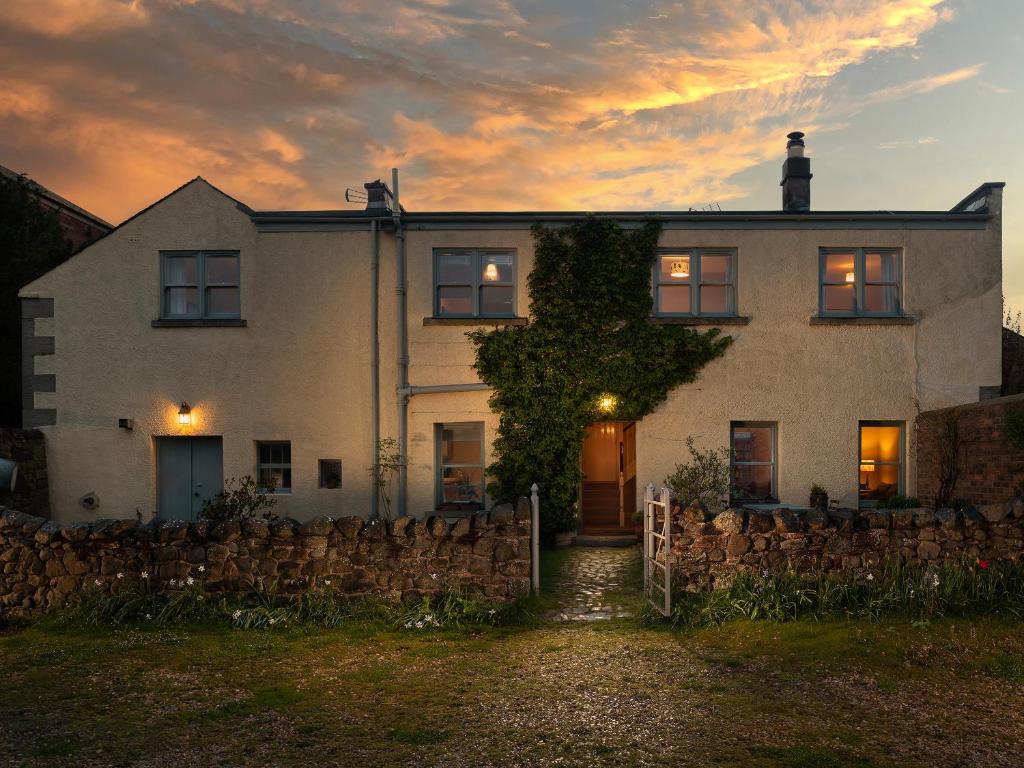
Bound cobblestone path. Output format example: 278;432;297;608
544;545;642;621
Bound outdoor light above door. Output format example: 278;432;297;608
670;258;690;279
597;394;617;413
177;402;192;426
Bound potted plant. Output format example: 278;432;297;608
809;483;828;512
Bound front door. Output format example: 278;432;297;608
580;421;636;534
156;437;224;521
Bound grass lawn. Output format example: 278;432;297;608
3;609;1024;767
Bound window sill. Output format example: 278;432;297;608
423;317;528;327
152;319;247;328
651;316;751;326
809;316;915;326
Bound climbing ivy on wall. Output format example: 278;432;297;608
470;217;732;537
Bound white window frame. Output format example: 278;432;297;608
730;421;778;504
160;250;240;320
435;422;486;510
433;249;516;318
654;248;737;317
256;441;291;494
858;420;905;507
819;247;902;317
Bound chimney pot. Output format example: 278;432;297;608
781;131;811;212
363;179;393;211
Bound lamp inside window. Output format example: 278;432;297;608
669;257;690;279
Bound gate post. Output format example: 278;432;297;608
643;483;655;593
660;486;671;616
530;483;540;594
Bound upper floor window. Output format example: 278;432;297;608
161;251;240;320
654;249;736;316
434;249;515;317
820;248;901;316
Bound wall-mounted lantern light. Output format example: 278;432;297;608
177;402;192;426
597;394;617;414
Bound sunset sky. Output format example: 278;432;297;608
2;0;1022;305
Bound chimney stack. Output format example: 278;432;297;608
363;179;393;211
781;131;812;212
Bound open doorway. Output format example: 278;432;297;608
580;421;636;534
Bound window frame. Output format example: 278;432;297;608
160;250;241;320
653;248;737;317
819;247;902;317
318;458;343;490
729;421;778;505
433;248;517;318
435;421;486;510
857;420;905;507
256;441;292;495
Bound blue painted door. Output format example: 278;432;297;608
157;437;223;521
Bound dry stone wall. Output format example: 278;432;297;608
670;501;1024;588
0;500;532;616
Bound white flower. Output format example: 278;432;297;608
145;613;152;620
430;573;438;580
866;573;874;581
198;565;205;573
404;620;413;629
415;621;424;629
488;609;496;616
232;610;242;620
931;575;940;587
186;576;195;586
140;571;149;580
169;579;177;587
324;579;331;586
268;618;276;625
94;579;102;586
116;572;125;580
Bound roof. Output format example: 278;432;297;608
0;164;113;230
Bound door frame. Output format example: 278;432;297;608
578;420;637;533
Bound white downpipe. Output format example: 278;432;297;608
530;483;540;594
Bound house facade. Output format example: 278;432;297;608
19;136;1004;528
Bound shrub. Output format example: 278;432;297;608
661;559;1024;629
1005;403;1024;450
877;495;921;509
664;437;731;513
199;476;279;526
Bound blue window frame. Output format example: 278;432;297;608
654;249;737;316
433;249;516;318
161;251;240;320
819;248;902;317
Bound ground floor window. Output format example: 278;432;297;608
257;441;291;493
730;422;777;504
859;421;903;505
437;422;484;511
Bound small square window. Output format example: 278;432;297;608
257;441;291;493
319;459;342;489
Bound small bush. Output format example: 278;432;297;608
199;476;279;526
877;495;921;509
664;437;731;513
1004;403;1024;449
663;559;1024;629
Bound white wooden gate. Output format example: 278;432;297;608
643;484;672;616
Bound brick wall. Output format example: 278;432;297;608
0;429;48;518
916;393;1024;507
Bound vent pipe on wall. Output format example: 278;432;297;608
781;131;812;212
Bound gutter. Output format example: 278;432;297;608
393;169;409;517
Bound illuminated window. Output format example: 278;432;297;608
436;422;485;510
858;422;903;506
655;249;736;316
730;422;777;504
257;441;291;493
820;248;901;316
434;249;515;317
161;251;240;319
